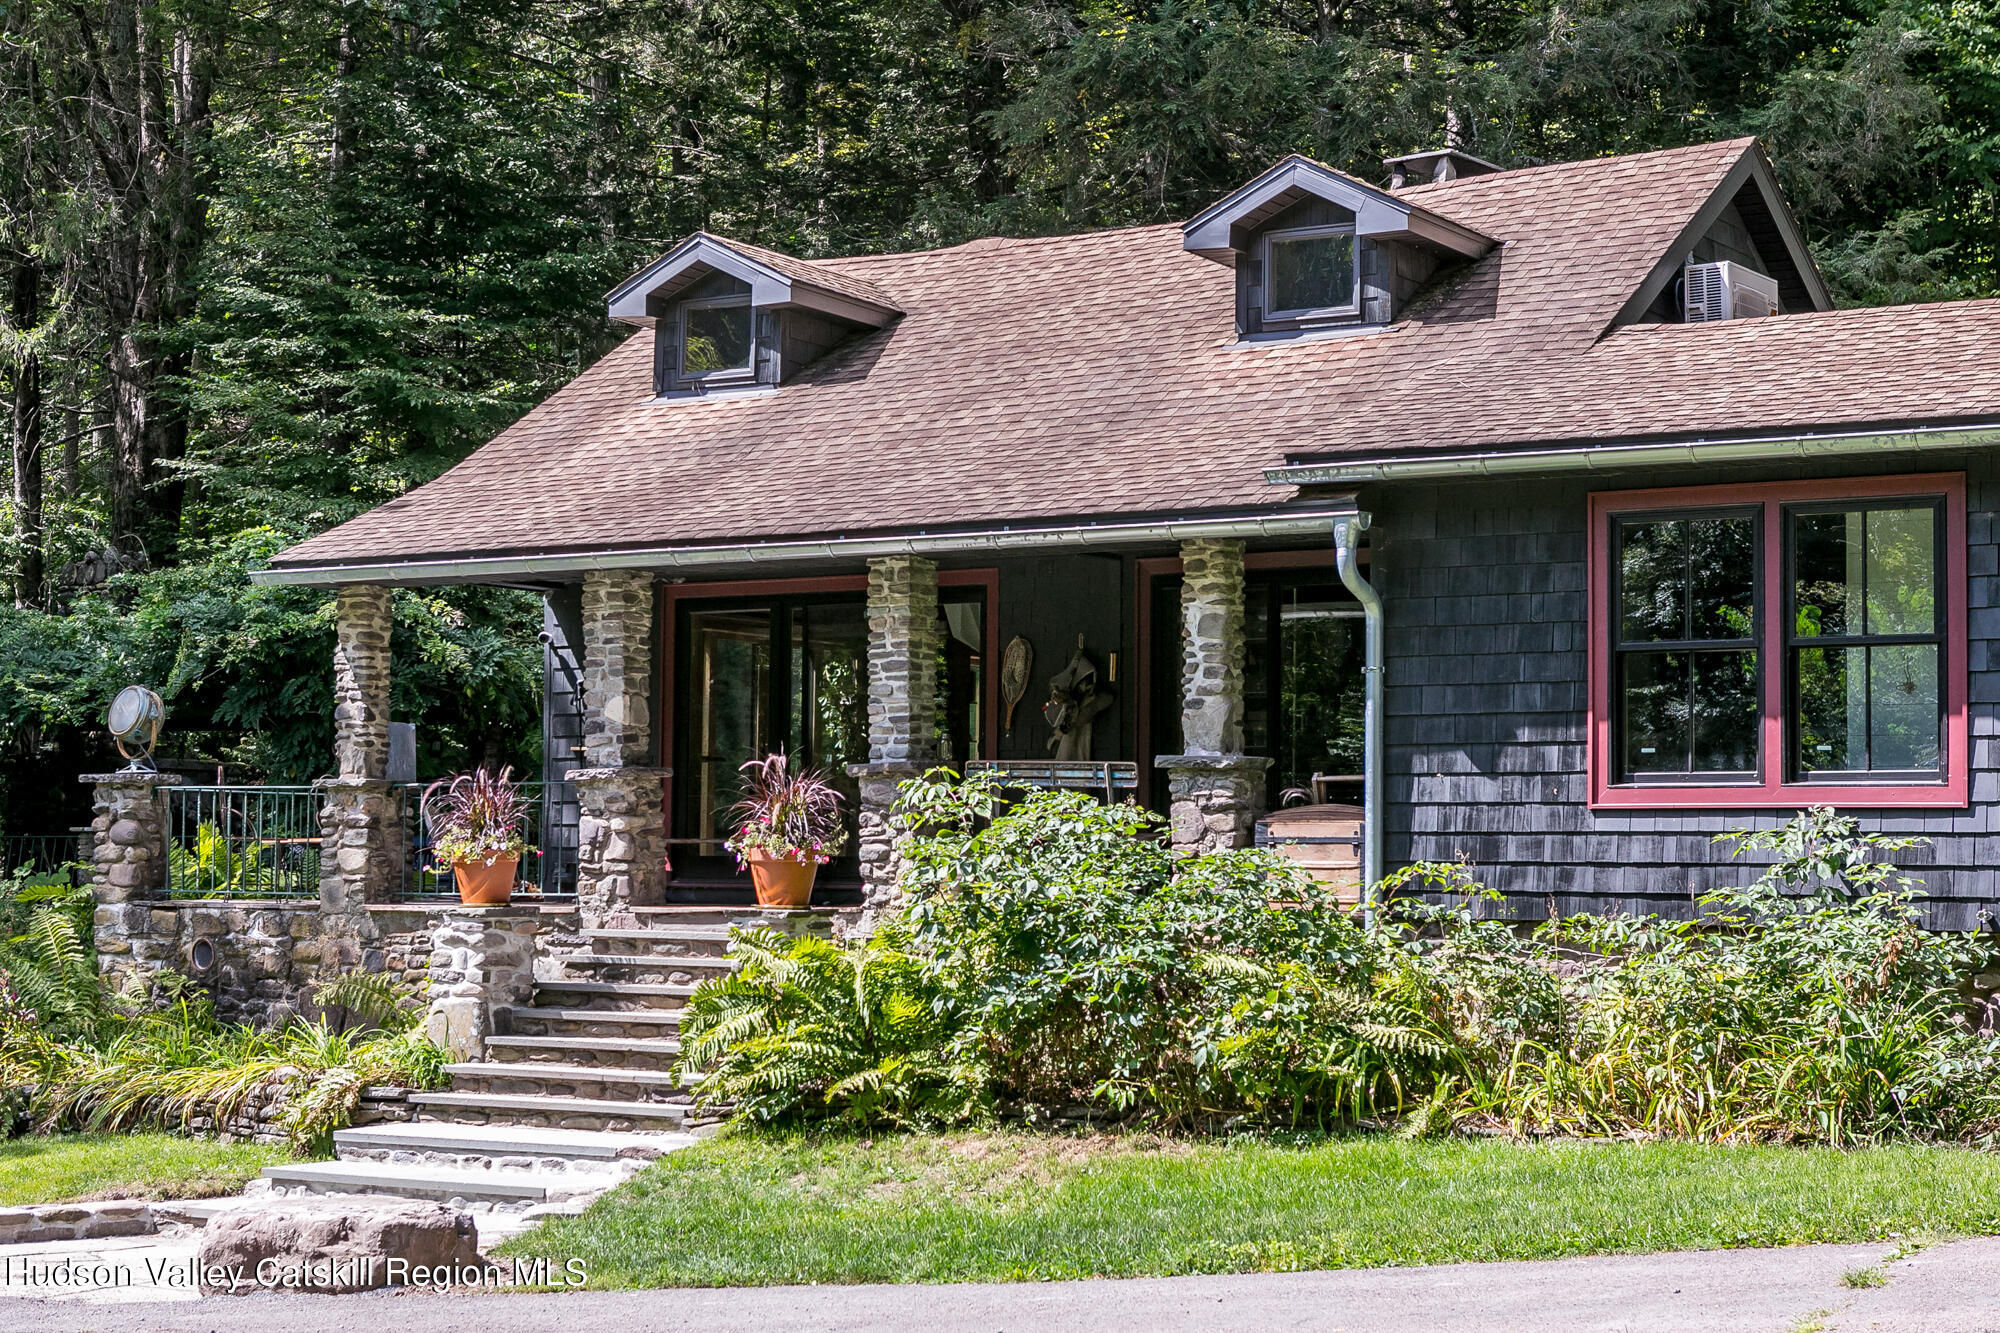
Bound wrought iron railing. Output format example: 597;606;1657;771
396;780;578;900
2;832;90;887
164;786;322;899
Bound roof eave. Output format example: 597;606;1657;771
605;234;899;328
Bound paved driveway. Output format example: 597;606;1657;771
4;1236;1996;1332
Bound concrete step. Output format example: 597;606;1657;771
262;1161;554;1207
500;1005;686;1039
485;1034;682;1069
585;927;733;959
412;1090;705;1132
445;1061;698;1102
630;906;843;928
332;1120;686;1171
530;979;700;1011
562;952;736;985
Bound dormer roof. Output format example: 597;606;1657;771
1181;153;1495;264
606;232;901;328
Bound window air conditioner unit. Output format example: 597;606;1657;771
1683;261;1780;322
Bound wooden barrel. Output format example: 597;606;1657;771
1254;803;1364;905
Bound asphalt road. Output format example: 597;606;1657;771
5;1236;1998;1333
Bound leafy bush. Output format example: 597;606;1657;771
679;926;978;1128
682;778;2000;1145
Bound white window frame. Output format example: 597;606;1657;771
676;295;757;382
1262;225;1361;321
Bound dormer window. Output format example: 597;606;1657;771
680;297;754;380
1264;226;1359;319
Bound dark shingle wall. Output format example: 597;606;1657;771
1373;455;2000;929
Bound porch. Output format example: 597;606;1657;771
305;524;1381;926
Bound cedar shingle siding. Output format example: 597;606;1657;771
1378;458;2000;929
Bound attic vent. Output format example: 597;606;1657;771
1683;261;1779;322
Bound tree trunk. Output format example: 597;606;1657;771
9;256;43;606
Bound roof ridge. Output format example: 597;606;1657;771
1399;136;1757;196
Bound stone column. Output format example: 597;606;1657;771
423;905;539;1063
1155;539;1270;853
82;771;183;992
318;584;400;972
569;570;668;927
848;555;941;923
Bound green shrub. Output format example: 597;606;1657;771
679;926;979;1128
681;778;2000;1145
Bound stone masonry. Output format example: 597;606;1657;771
83;771;184;993
579;570;655;768
849;555;941;922
570;569;667;927
1157;538;1269;852
319;583;400;968
333;584;393;780
423;905;539;1062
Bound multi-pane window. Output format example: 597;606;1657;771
1593;477;1962;807
1789;502;1943;778
1614;512;1759;779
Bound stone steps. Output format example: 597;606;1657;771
444;1061;697;1100
499;1005;685;1038
332;1121;683;1170
485;1034;682;1069
262;1161;558;1208
530;980;700;1010
561;952;737;985
411;1090;703;1132
584;927;732;959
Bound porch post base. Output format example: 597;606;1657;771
847;761;926;929
315;777;401;978
568;766;670;929
1154;754;1272;854
424;905;539;1063
82;771;184;992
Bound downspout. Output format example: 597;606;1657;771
1332;513;1383;924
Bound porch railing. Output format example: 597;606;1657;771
164;786;322;899
2;832;90;887
396;779;577;900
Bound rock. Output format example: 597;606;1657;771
197;1199;486;1295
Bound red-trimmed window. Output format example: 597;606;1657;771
1588;474;1967;809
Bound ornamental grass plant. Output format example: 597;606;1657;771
679;775;2000;1145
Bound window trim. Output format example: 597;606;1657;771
1261;225;1361;321
675;295;757;384
1587;473;1967;809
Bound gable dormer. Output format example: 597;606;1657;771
1183;155;1495;340
606;234;900;397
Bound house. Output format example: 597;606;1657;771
257;137;2000;929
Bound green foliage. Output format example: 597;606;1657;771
685;787;2000;1145
680;926;980;1128
0;877;108;1044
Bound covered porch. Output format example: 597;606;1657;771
301;509;1381;927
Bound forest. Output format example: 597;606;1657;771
1;0;1996;835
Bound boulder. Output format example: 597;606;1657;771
197;1199;486;1295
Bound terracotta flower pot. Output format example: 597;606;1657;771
453;854;519;905
746;849;818;908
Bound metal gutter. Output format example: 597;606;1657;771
1262;424;2000;487
249;505;1362;588
1332;513;1384;924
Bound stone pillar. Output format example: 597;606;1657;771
848;556;941;923
333;584;393;781
1155;539;1270;853
319;584;399;968
423;906;539;1063
83;771;183;992
570;570;668;927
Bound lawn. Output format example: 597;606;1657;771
499;1130;2000;1287
0;1133;285;1206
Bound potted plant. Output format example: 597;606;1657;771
726;754;848;907
421;766;529;905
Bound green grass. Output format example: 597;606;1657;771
0;1133;285;1206
499;1130;2000;1288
